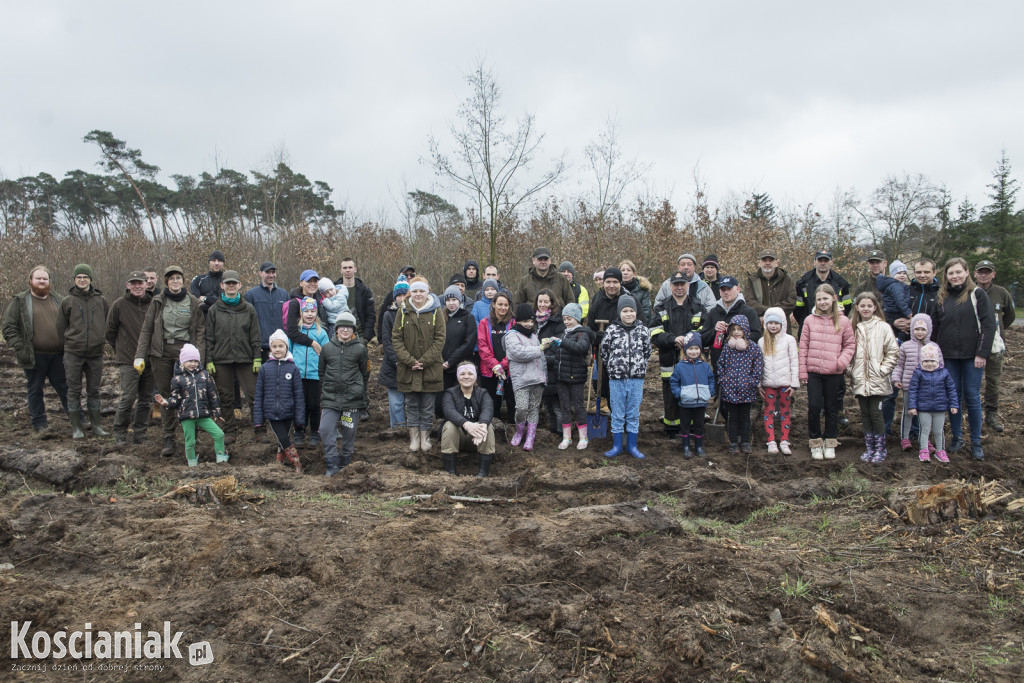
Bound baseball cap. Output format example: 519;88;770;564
299;269;319;282
759;249;778;260
221;270;241;284
719;276;739;289
127;271;146;282
532;247;551;259
975;260;995;271
669;272;689;284
815;250;833;260
865;250;886;262
259;261;276;272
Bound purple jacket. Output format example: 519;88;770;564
907;366;958;413
892;313;944;388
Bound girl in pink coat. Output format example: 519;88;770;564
798;284;855;460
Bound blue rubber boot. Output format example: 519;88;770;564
626;432;646;459
604;432;623;458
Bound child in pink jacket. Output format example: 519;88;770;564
798;284;855;460
759;307;799;455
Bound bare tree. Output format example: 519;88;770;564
852;173;940;258
426;61;565;263
584;116;649;266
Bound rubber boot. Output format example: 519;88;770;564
324;456;342;477
576;423;589;450
986;410;1004;433
694;435;706;457
860;434;873;462
161;435;175;457
443;453;457;475
88;409;109;437
408;428;420;451
216;451;229;463
604;432;623;458
420;429;433;452
114;428;128;444
626;432;645;459
558;424;572;450
475;454;493;477
286;445;303;474
523;423;538;451
69;410;85;439
276;448;287;465
869;435;887;464
510;422;527;447
681;434;692;459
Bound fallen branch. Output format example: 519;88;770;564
395;494;518;504
280;635;324;663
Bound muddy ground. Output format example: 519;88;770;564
2;331;1024;682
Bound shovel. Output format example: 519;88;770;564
705;386;727;444
587;320;610;438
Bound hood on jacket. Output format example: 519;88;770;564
910;312;933;342
405;292;442;314
69;284;102;297
623;275;653;292
715;292;746;313
875;274;904;291
464;260;480;280
727;314;751;339
763;306;789;335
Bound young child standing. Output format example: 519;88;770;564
549;302;595;450
154;343;226;467
504;303;552;451
849;292;899;463
317;278;350;338
254;329;305;473
716;315;764;454
669;332;715;458
758;307;799;455
907;343;958;463
318;312;368;475
600;295;653;459
799;284;856;460
892;313;941;452
290;298;329;448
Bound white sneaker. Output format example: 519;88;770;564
766;441;779;454
779;440;792;455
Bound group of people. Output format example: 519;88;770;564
1;243;1013;477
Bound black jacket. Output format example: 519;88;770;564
538;312;566;396
586;289;622;350
442;307;478;372
464;260;482;295
284;287;329;348
552;324;594;385
701;297;763;367
909;278;940;318
794;269;852;327
377;306;399;390
441;385;494;428
932;285;996;360
651;294;704;374
189;270;224;312
333;277;375;342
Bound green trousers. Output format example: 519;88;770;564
181;417;225;461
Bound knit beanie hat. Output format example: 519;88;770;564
300;297;318;312
336;311;357;329
603;266;623;283
558;261;575;276
514;303;535;322
678;253;697;266
764;307;786;326
443;285;463;301
317;278;335;292
179;343;201;365
448;273;467;286
702;254;719;269
593;270;605;281
268;329;289;347
921;343;941;363
393;274;410;296
73;264;93;279
562;302;583;322
889;260;908;276
617;295;637;315
684;331;702;351
481;278;499;292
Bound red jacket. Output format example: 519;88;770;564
477;317;514;378
799;312;855;381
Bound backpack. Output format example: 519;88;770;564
281;297;304;328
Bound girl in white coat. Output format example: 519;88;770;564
759;307;799;455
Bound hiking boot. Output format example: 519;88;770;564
985;410;1004;433
132;431;149;445
779;440;791;455
728;443;739;455
971;443;985;461
948;437;964;453
161;436;176;457
740;443;752;455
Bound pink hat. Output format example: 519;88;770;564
179;343;201;365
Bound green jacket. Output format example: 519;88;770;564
514;266;577;308
1;289;65;369
57;285;109;358
105;289;153;365
135;291;207;362
319;337;369;412
205;296;262;364
982;284;1016;337
392;295;446;393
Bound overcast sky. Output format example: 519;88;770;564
2;1;1022;221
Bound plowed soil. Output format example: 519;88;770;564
2;331;1024;681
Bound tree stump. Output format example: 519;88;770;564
902;482;984;525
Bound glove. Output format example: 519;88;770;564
133;358;146;375
553;338;562;346
206;362;216;375
253;359;262;373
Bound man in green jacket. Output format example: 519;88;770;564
57;264;110;439
514;247;576;307
974;260;1016;433
105;271;154;444
205;270;263;443
1;265;68;433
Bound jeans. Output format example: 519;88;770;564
24;352;69;427
609;378;644;433
387;388;406;428
945;358;983;445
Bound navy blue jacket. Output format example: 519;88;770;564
253;356;305;426
244;283;292;350
874;275;912;322
907;366;958;413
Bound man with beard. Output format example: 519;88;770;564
463;260;482;297
514;247;576;307
586;266;625;411
3;266;70;433
744;249;797;320
190;249;226;312
105;271;155;444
